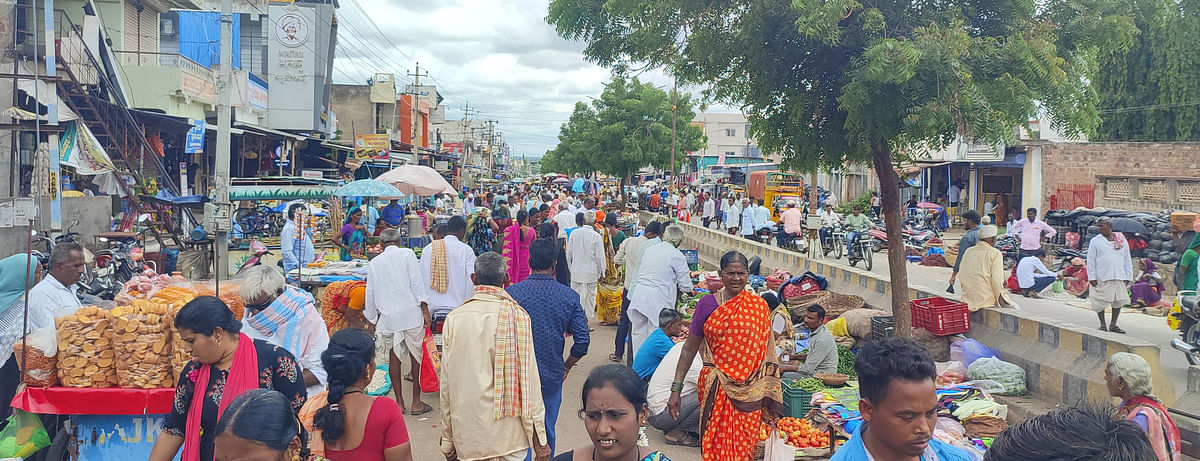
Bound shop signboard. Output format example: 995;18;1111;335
248;73;269;111
301;169;323;179
185;120;205;153
267;4;333;131
354;133;389;160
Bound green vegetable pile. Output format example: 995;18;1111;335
793;377;826;392
837;345;857;379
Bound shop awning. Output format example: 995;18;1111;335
236;122;307;141
228;184;335;201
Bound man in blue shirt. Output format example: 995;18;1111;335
631;309;684;380
380;199;406;227
280;203;316;274
506;238;590;458
832;338;973;461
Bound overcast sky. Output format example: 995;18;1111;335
331;0;730;159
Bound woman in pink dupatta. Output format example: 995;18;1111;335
503;209;535;284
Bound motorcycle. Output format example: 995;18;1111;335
825;226;846;259
1053;248;1086;270
995;235;1020;269
846;229;875;270
1172;291;1200;365
753;225;775;244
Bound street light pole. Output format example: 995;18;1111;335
213;0;233;281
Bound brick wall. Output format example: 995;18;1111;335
1040;142;1200;212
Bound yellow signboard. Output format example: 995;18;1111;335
354;134;389;160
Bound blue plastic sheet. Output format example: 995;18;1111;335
177;11;240;69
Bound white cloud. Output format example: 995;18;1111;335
332;0;739;157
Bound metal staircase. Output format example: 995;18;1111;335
48;8;189;249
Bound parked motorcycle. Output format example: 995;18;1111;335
995;234;1020;269
1172;291;1200;365
1053;248;1086;270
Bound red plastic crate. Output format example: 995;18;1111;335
910;297;970;336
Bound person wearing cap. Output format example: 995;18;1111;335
957;225;1014;311
776;200;805;247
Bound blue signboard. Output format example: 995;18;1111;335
186;120;205;154
74;414;180;461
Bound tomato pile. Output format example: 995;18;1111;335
759;417;832;449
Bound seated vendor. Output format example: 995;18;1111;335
632;309;685;381
782;304;838;379
646;342;702;447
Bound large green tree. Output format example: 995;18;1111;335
541;77;704;180
1095;0;1200;141
548;0;1134;336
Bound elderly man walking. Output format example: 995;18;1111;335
1088;217;1133;333
628;225;694;354
507;238;589;458
566;210;605;319
610;220;663;363
420;216;477;318
440;252;550;461
365;228;432;415
957;225;1014;311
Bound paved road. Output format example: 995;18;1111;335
769;228;1191;392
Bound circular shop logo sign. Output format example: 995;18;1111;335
275;13;310;47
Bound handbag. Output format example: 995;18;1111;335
419;327;441;393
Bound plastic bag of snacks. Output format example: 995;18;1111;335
152;285;199;382
56;306;119;388
192;280;246;320
12;326;58;387
112;300;174;388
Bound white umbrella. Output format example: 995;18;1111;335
376;164;457;196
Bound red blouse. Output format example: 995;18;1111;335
324;397;410;461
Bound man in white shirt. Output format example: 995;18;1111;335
754;198;773;230
818;206;841;248
719;196;735;230
366;228;433;415
238;265;330;397
1087;217;1133;334
1016;249;1057;298
435;194;446;212
27;243;85;332
685;190;697;212
739;198;758;239
948;182;961;207
566;211;606;319
612;221;663;362
628;225;694;354
701;192;716;228
553;202;576;240
420;216;477;318
647;342;702;444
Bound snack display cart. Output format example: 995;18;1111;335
11;387;179;460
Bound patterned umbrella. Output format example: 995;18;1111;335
333;179;405;197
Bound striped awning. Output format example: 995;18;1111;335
228;185;335;201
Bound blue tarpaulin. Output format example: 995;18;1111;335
177;11;240;69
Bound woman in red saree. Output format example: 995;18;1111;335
502;209;535;285
668;251;783;461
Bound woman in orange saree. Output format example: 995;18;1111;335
667;250;783;461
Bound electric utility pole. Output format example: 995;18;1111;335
408;63;429;159
670;76;678;187
213;0;234;280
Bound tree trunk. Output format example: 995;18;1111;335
870;142;913;338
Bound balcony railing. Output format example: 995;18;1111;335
113;51;214;79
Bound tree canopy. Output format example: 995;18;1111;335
548;0;1134;336
1095;0;1200;141
540;76;704;180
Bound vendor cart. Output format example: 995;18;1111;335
11;387;179;460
